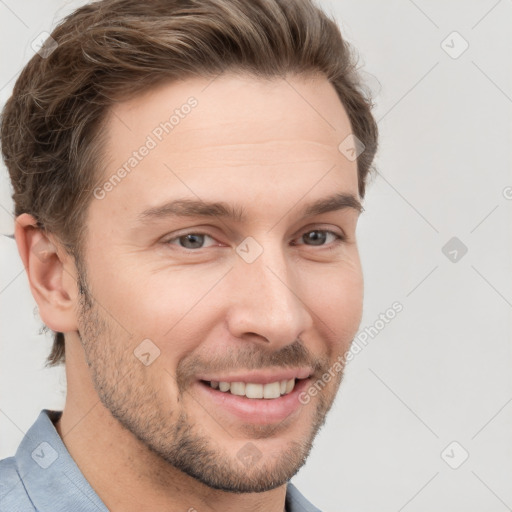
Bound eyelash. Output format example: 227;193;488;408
163;228;346;251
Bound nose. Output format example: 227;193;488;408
225;241;314;349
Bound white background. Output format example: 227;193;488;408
1;1;511;511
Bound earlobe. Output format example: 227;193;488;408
14;213;79;333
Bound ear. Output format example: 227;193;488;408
14;213;79;333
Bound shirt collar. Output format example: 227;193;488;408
285;481;321;511
15;409;109;512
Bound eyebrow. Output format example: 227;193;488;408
137;192;363;224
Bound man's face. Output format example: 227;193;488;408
76;73;363;492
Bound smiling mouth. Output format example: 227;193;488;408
199;378;305;399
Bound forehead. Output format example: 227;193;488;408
93;73;359;226
104;73;353;160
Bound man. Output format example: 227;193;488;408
0;0;378;510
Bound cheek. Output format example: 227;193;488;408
304;261;363;345
87;253;225;344
85;240;363;350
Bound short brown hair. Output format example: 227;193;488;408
1;0;378;366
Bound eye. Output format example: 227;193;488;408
293;229;345;248
164;232;219;250
163;228;346;252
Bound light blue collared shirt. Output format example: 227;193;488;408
0;410;321;512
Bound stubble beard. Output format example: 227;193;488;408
75;269;342;493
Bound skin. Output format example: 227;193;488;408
15;73;364;512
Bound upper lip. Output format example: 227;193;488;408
197;368;312;385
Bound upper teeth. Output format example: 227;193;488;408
209;379;295;399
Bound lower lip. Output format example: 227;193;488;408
194;378;311;425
